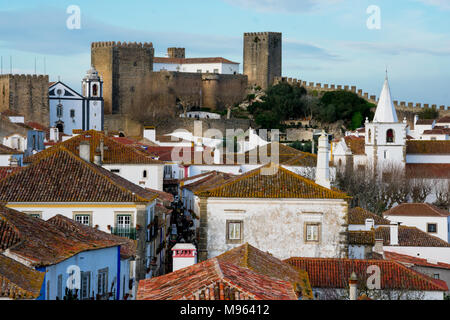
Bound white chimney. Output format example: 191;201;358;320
94;152;102;166
315;131;331;189
49;127;59;142
143;126;156;142
213;148;221;164
349;272;358;300
414;114;419;126
365;218;375;231
172;243;197;272
79;141;90;162
390;222;399;246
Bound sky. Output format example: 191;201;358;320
0;0;449;105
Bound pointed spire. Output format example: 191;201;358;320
373;74;398;123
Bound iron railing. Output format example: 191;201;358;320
111;227;136;240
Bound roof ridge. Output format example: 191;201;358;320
389;260;448;291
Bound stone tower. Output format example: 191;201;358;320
0;74;49;126
91;41;154;115
243;32;282;90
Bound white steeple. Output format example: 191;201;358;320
373;74;398;123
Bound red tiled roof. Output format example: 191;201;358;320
415;119;435;125
182;171;235;193
384;251;450;270
137;257;297;300
423;128;450;135
0;144;23;155
436;116;450;124
154;57;239;65
284;257;448;291
348;207;391;225
145;146;195;162
24;130;164;164
384;203;450;217
406;140;450;154
0;254;45;299
0;147;158;203
406;163;450;179
25;121;47;132
0;167;22;180
0;206;133;266
216;243;313;299
195;163;350;199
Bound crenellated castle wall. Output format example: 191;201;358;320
0;74;49;126
274;76;450;116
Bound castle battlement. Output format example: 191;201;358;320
0;74;49;81
91;41;153;48
244;32;282;37
274;76;450;114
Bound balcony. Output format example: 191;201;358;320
111;227;137;240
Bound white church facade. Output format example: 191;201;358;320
49;67;104;135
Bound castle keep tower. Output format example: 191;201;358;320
0;74;49;126
243;32;282;90
91;41;154;115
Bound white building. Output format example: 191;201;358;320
49;67;104;135
153;48;239;75
384;203;450;243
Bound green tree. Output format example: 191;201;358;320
418;106;439;120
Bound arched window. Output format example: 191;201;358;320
386;129;394;143
143;170;147;178
92;84;98;96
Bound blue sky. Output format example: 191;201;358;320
0;0;449;105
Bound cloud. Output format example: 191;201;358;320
222;0;342;14
416;0;450;10
284;39;343;61
345;41;450;57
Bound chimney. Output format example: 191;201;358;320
9;156;19;167
172;243;197;272
99;138;104;162
390;222;399;246
143;126;156;142
79;141;90;162
365;218;374;231
373;239;384;255
94;151;102;166
414;114;419;127
349;272;358;300
315;130;331;189
49;127;59;142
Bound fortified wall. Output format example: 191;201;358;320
0;74;49;126
274;76;450;116
91;41;248;121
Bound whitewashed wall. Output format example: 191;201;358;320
384;246;450;264
103;164;164;191
384;215;449;243
205;198;348;260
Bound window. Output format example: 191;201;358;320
427;223;437;233
24;212;42;219
70;109;75;118
431;137;436;141
213;69;219;74
92;84;98;96
197;69;202;73
384;150;388;159
57;274;63;300
434;274;440;279
143;170;147;178
97;268;108;298
110;169;120;174
226;220;243;244
57;103;63;118
117;214;131;229
305;223;320;243
74;214;91;226
386;129;394;143
81;272;91;300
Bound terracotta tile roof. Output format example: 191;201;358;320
154;57;239;65
344;136;365;155
415;119;435;125
350;226;450;247
25;121;47;132
0;147;158;203
182;171;235;193
406;163;450;179
24;130;164;164
423;128;450;135
384;203;450;217
406;140;450;154
0;254;45;299
195;163;350;199
137;257;297;300
0;167;22;180
0;206;133;267
216;243;313;299
436;116;450;124
0;144;23;155
384;251;450;270
284;257;448;291
348;207;391;225
145;146;195;162
145;187;174;203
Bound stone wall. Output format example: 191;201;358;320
0;74;49;126
244;32;282;90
